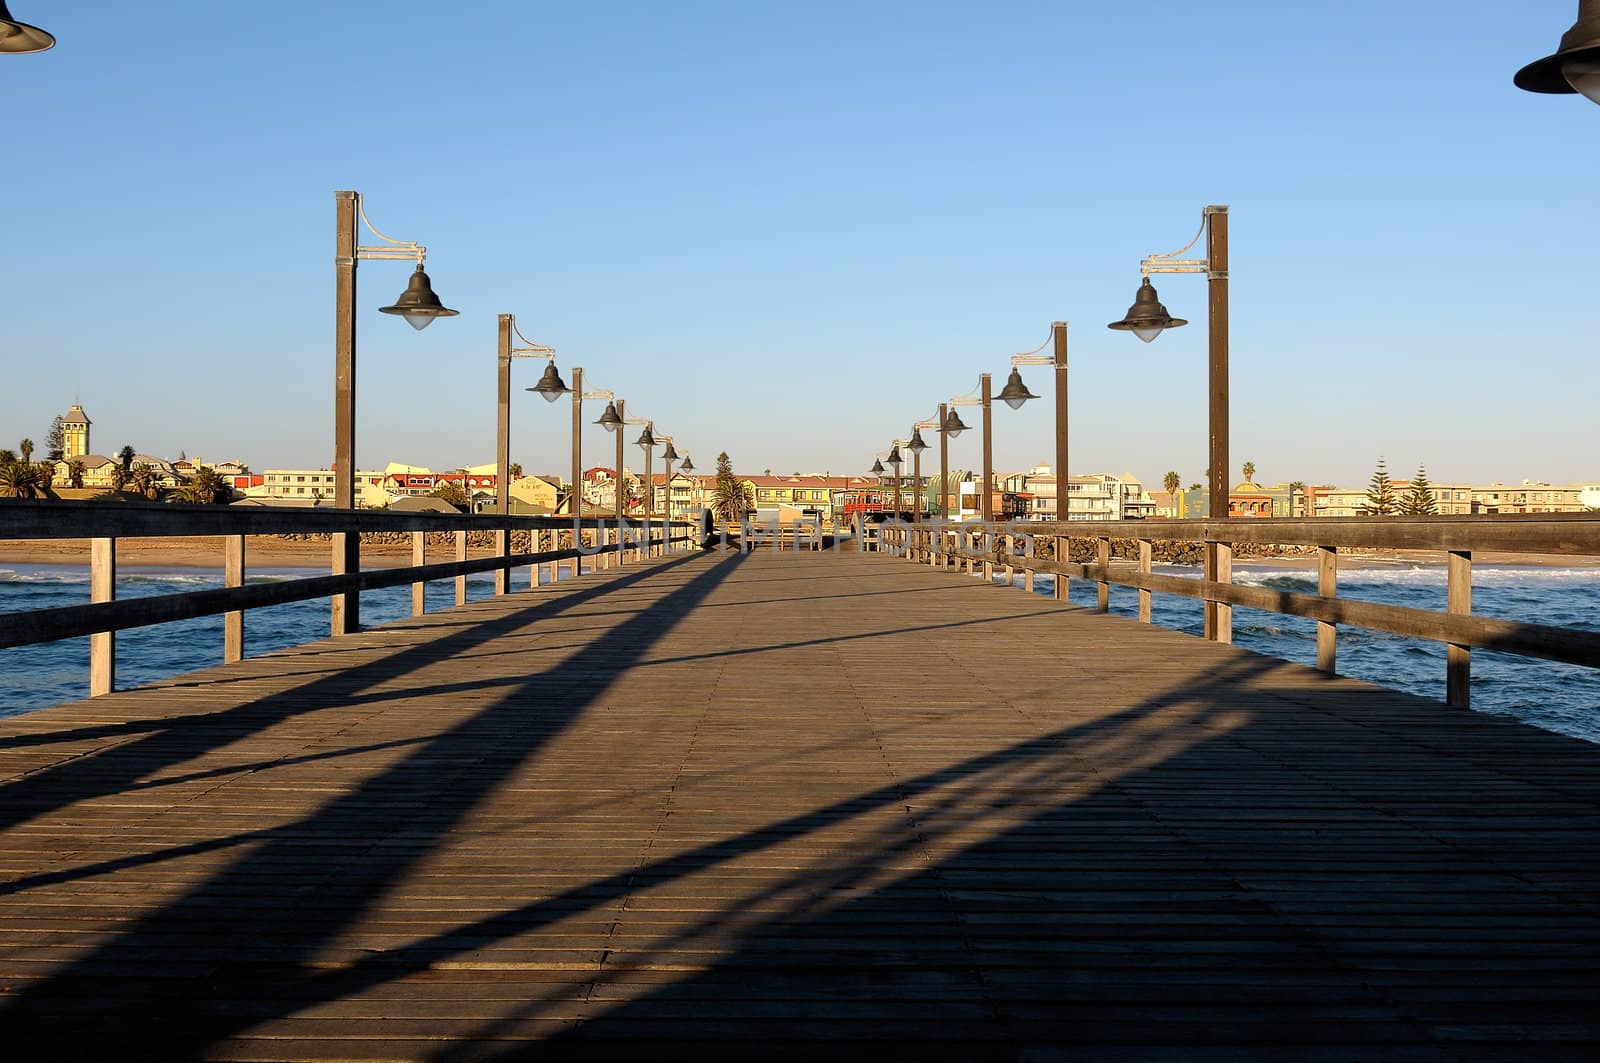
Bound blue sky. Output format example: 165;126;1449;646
2;1;1595;488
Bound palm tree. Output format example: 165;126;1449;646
181;467;230;505
110;464;129;492
508;462;523;479
0;448;16;468
67;459;86;488
1162;470;1180;498
1242;460;1256;483
0;461;39;499
18;438;34;466
35;462;55;492
131;462;159;500
118;445;136;474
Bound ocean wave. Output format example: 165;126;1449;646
0;568;84;584
118;574;222;587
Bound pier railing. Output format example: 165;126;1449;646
0;501;699;696
883;514;1600;708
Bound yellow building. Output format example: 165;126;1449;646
508;475;560;514
60;404;90;460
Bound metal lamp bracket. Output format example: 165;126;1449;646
355;194;427;265
1142;206;1227;280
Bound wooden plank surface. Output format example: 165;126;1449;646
0;550;1598;1059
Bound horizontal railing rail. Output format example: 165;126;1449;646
0;500;702;697
0;499;650;540
876;514;1600;710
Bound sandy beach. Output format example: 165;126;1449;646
0;536;427;570
2;536;1597;572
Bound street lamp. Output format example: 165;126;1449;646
1007;323;1070;525
906;423;933;527
494;314;579;589
594;399;630;557
886;443;903;516
1516;0;1600;104
332;191;457;635
626;416;659;557
0;2;54;53
995;368;1038;410
1109;204;1229;637
658;437;680;522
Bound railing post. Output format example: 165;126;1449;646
1448;550;1471;708
1138;538;1152;623
455;530;468;607
495;525;511;596
1003;533;1014;586
545;528;559;586
982;525;994;584
412;531;427;616
90;537;115;697
1096;537;1111;613
1024;534;1035;594
1317;545;1337;673
1216;541;1233;644
1053;535;1067;601
224;534;245;663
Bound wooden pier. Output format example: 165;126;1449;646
2;549;1599;1059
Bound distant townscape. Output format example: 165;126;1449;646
3;403;1597;524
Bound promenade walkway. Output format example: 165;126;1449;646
1;549;1598;1059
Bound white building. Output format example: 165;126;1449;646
248;468;388;505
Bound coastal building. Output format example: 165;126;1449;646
583;467;641;512
60;404;90;460
507;475;561;514
50;452;179;491
1006;468;1154;522
649;472;711;519
249;468;387;505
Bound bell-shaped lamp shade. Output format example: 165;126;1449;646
1565;54;1600;104
635;425;656;449
527;361;571;402
1108;277;1187;344
907;427;928;453
595;401;622;432
996;368;1039;410
944;409;969;438
679;455;695;473
871;459;886;475
661;440;680;462
0;2;55;53
379;266;459;330
1516;2;1600;104
886;444;902;467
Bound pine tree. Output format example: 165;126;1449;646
1362;458;1398;516
45;416;64;462
1401;464;1437;515
710;451;754;523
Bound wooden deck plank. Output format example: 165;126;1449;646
1;549;1598;1058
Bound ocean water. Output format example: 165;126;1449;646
1031;562;1600;744
3;559;1598;744
0;565;505;716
